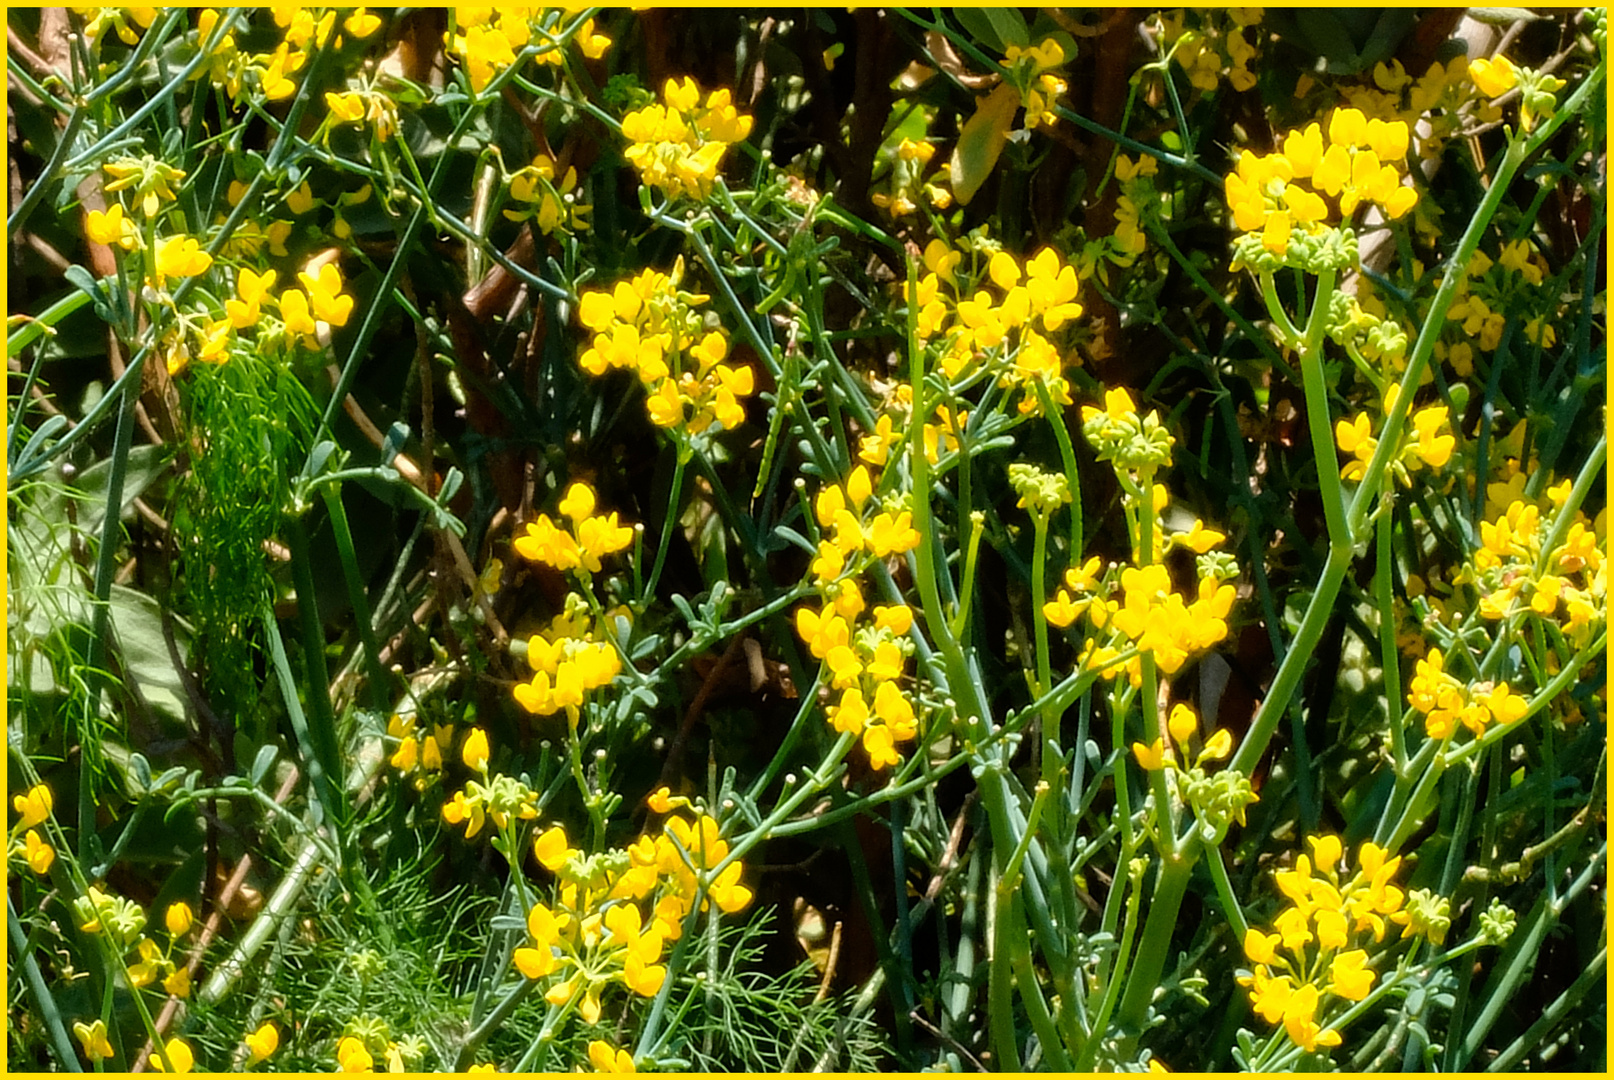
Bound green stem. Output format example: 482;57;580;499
1376;502;1407;775
319;486;391;711
7;893;82;1071
987;863;1022;1071
642;441;689;605
79;379;136;865
1115;836;1200;1031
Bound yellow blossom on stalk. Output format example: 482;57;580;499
227;268;278;329
153;235;213;284
446;16;524;95
1003;39;1067;128
513;481;634;575
150;1037;195;1074
344;8;382;38
506;154;592;234
1469;55;1519;98
298;262;355;327
165;901;193;937
1224;107;1416;261
85;202;140;250
336;1036;372;1073
257;42;304;101
1132;737;1166;770
576;264;751;434
589;1041;636;1073
461;727;490;772
18;829;55;874
74;5;159;46
622;77;754;201
244;1022;279;1065
13;783;53;828
536;15;612;64
74;1019;114;1062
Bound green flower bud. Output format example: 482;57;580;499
1479;897;1516;946
1009;463;1071;520
1399;887;1452;945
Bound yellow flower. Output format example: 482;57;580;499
150;1037;196;1074
86;203;139;250
13;783;52;828
297;262;354;327
154;235;213;282
1469;55;1519;97
1328;949;1375;1001
163;965;192;998
461;727;490;772
1132;737;1165;771
245;1022;279;1064
1243;928;1281;965
336;1035;372;1072
1167;703;1198;746
533;824;572;872
21;829;55;874
588;1041;636;1073
165;901;194;937
74;1019;114;1062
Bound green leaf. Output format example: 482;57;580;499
954;8;1029;53
71;443;170;537
109;584;191;729
950;82;1021;207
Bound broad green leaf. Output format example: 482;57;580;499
109;584;191;728
950;82;1021;207
954;8;1029;54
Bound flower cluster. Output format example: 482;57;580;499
1060;388;1238;684
191;7;370;106
513;481;635;576
445;8;609;96
910;237;1084;415
1225;108;1418;261
1239;837;1445;1054
514;616;623;720
856;382;966;470
441;728;541;838
1156;9;1262;94
1470;493;1606;640
1002;38;1068;129
73;5;159;46
1333;384;1455;484
505;153;592;235
871;136;952;218
793;465;924;769
74;888;198;1001
621;77;753;201
512;803;752;1024
1109;154;1161;267
1406;646;1531;741
1075;562;1237;685
1130;702;1258;842
577;264;754;434
386;712;452;789
10;783;55;876
1445;241;1562;355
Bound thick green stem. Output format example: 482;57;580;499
1115;839;1200;1031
